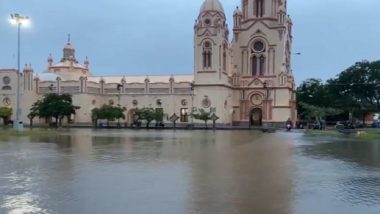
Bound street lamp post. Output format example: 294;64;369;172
9;13;30;131
190;82;195;127
263;82;270;127
117;84;122;128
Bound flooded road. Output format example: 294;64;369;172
0;129;379;214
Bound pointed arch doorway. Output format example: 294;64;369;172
250;108;262;126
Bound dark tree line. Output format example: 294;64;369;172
297;60;380;125
91;107;166;128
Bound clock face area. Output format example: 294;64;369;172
250;94;263;106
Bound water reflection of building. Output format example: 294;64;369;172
184;131;294;214
0;0;296;127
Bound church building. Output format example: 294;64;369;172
0;0;296;127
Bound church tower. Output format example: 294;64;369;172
193;0;234;124
230;0;296;125
194;0;230;85
239;0;286;20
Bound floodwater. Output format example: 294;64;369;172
0;129;379;214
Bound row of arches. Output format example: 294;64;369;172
201;39;269;76
200;35;288;78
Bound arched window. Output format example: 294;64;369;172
223;53;227;71
222;44;227;71
254;0;264;17
260;56;266;76
202;51;212;68
243;0;248;18
251;56;258;76
251;40;266;76
279;73;287;85
202;41;212;68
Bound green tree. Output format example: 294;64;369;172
296;60;380;125
154;108;164;126
91;108;102;127
28;100;41;127
296;78;330;118
299;102;342;127
134;108;158;128
0;107;12;125
92;105;126;127
30;94;80;127
191;108;213;128
331;60;380;124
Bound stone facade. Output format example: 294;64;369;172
194;0;296;126
0;0;296;127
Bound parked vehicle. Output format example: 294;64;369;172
296;120;307;129
4;119;13;126
372;120;380;128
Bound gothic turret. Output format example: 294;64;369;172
233;7;243;29
194;0;230;84
47;53;53;67
84;56;90;69
23;64;34;91
196;0;228;39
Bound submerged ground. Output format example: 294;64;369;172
0;129;379;214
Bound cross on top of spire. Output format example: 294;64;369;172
62;33;77;62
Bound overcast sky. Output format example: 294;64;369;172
0;0;379;84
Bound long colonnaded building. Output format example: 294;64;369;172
0;0;296;127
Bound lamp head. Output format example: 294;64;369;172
9;13;30;27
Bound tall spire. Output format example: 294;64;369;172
200;0;225;15
67;33;71;44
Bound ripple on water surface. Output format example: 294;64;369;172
292;132;380;214
0;129;379;214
